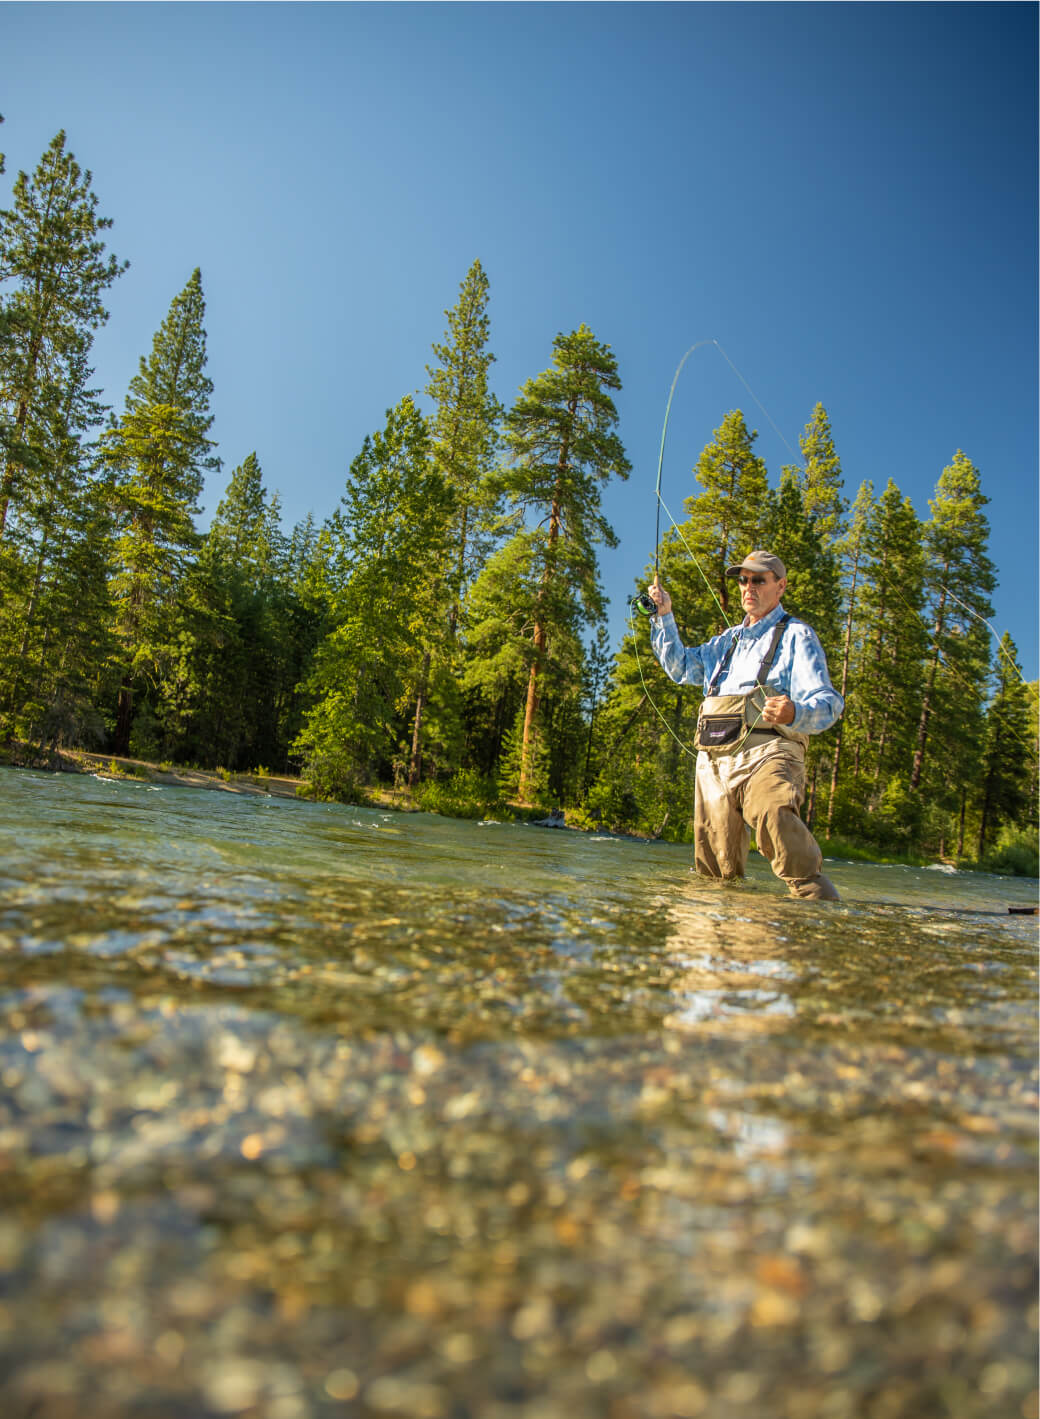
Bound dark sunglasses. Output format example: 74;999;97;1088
737;574;768;586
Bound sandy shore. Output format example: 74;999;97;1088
46;750;307;801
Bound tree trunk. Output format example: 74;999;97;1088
114;681;133;757
583;698;598;799
6;530;49;713
0;321;48;537
910;587;947;791
975;715;1002;858
408;650;432;787
518;622;546;803
517;417;571;799
873;713;889;783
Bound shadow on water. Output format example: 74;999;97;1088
0;766;1036;1419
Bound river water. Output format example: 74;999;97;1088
1;765;1036;1419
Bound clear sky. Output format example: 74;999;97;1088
4;1;1037;676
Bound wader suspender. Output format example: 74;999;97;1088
705;614;792;697
755;614;792;690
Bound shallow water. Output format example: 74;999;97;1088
1;765;1036;1419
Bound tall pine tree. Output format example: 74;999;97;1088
909;451;995;795
426;259;503;632
975;634;1032;859
0;132;125;742
294;396;454;795
104;269;219;755
825;480;873;835
495;325;630;801
794;402;846;545
411;261;504;783
0;131;126;539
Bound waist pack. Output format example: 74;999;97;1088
694;693;770;752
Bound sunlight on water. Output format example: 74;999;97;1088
1;766;1036;1419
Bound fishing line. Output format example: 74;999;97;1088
882;580;1037;759
937;584;1029;685
713;340;800;464
627;601;699;761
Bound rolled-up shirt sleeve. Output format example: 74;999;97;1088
650;612;708;687
786;624;844;734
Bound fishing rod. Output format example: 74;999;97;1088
628;339;803;756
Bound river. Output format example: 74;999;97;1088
1;765;1036;1419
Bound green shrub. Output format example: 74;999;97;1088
980;824;1040;878
298;752;368;804
414;769;509;820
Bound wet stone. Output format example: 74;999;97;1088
0;765;1037;1418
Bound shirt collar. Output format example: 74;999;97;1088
739;601;786;638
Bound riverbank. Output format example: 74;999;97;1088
5;750;639;837
29;748;307;801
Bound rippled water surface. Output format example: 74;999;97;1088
1;766;1037;1419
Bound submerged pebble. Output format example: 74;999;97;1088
0;766;1036;1418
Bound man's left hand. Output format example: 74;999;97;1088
762;695;796;726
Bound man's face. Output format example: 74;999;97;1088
739;570;786;622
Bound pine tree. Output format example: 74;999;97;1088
794;402;846;545
975;634;1032;858
0;131;126;538
854;481;927;795
294;396;454;794
580;623;614;798
909;451;996;794
0;348;108;731
414;261;504;784
0;133;125;742
163;452;295;770
825;480;873;835
426;259;503;631
497;324;630;800
105;269;219;756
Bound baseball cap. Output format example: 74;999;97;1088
725;549;787;579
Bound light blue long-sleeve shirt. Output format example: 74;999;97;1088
650;602;844;736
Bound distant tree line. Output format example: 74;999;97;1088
2;130;1036;870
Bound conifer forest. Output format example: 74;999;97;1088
2;132;1037;871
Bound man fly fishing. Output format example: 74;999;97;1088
647;551;843;901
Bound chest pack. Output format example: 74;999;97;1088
693;615;794;754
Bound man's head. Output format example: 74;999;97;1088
725;550;787;623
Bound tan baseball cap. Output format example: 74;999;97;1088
725;549;787;579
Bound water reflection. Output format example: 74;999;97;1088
0;766;1037;1419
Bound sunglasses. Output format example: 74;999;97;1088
737;574;768;586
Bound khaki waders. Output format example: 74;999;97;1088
694;733;839;901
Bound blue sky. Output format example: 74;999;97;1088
4;2;1037;676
